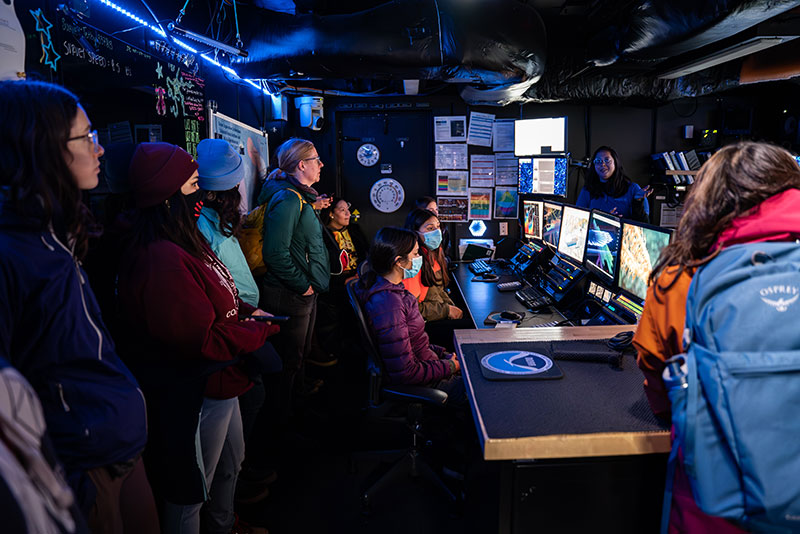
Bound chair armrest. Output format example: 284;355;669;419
382;385;448;406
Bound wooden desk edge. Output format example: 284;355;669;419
455;325;671;461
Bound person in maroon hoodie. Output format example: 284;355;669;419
117;143;279;534
355;227;462;397
634;141;800;534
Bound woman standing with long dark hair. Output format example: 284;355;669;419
577;146;652;222
0;80;157;533
633;141;800;533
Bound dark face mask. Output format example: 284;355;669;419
184;191;204;218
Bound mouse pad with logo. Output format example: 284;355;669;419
479;350;563;380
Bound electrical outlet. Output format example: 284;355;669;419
499;222;508;236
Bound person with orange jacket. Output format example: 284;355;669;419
633;141;800;533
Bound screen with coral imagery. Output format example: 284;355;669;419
618;222;672;301
522;200;543;240
542;202;563;248
584;211;622;283
518;156;568;196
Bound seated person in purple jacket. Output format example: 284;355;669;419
355;227;462;397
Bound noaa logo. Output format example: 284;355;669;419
759;285;800;312
480;351;554;375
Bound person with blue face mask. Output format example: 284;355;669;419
403;209;465;324
576;146;652;223
354;227;462;393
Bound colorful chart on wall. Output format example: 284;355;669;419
494;187;519;219
468;188;492;220
370;178;405;213
437;197;469;222
436;170;468;196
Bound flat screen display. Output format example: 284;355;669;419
557;206;590;264
542;202;562;248
518;156;568;196
515;117;567;156
618;222;672;301
584;211;622;283
522;200;542;240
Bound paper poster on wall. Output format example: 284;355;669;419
494;153;519;186
467;111;495;147
660;203;684;228
435;143;468;170
468;188;493;220
493;119;515;152
209;110;268;212
0;1;25;80
434;116;467;142
469;155;495;188
437;197;469;222
436;170;468;196
494;187;519;219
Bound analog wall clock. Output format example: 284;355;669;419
357;143;380;167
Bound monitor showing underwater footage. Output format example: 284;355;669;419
522;200;543;240
542;201;563;248
584;211;622;284
618;221;672;301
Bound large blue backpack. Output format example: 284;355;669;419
663;242;800;533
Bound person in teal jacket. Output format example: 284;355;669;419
196;138;260;307
252;138;330;457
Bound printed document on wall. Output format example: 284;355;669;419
467;111;494;147
469;155;495;188
435;143;468;170
434;116;467;142
492;119;515;152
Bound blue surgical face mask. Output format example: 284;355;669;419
402;256;423;279
422;228;443;250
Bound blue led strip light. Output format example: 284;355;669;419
95;0;269;95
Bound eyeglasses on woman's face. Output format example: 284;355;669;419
593;156;613;165
68;130;100;153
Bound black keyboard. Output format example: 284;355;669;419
515;286;553;310
469;259;492;275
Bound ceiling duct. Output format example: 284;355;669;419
233;0;546;87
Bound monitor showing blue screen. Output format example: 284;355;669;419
542;202;562;248
618;222;672;301
518;156;568;197
584;211;622;283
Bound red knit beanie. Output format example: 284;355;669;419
128;143;199;208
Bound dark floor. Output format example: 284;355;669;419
234;354;500;534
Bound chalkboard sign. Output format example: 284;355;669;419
22;6;206;155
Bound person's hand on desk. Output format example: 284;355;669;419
448;305;464;320
445;352;461;374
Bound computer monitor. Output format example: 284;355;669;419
514;117;567;156
518;156;568;196
542;201;563;248
557;206;590;264
522;200;543;240
583;210;622;284
618;221;672;301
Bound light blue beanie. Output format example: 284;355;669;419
196;138;245;191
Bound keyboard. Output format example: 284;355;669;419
497;280;522;292
469;259;493;275
515;286;553;310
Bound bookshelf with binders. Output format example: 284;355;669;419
651;149;710;187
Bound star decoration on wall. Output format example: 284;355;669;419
156;62;163;79
30;8;59;72
42;39;61;71
30;9;53;38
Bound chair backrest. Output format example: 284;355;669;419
346;279;386;405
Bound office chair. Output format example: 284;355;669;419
345;279;458;511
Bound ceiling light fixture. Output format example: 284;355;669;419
658;36;793;80
94;0;266;94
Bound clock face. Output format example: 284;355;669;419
370;178;405;213
357;143;380;167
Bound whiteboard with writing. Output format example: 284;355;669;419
208;110;268;212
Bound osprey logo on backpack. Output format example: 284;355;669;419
759;285;799;312
663;242;800;534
